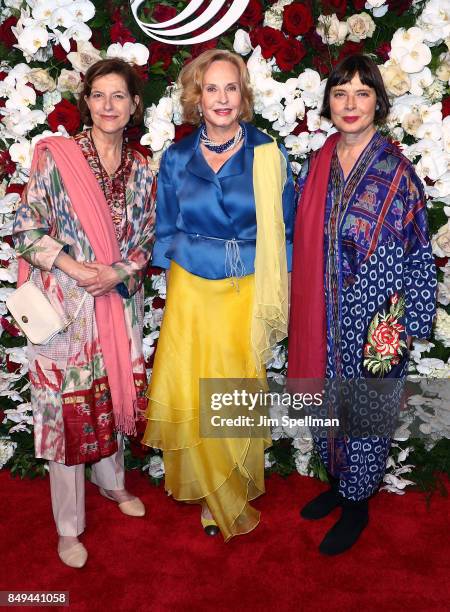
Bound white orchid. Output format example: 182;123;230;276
418;0;450;45
284;132;311;156
233;29;252;56
56;22;92;53
15;22;49;60
9;139;32;169
5;84;36;110
2;107;46;138
297;69;322;108
390;27;432;73
50;6;77;30
141;118;175;153
106;42;149;66
69;0;96;22
409;67;434;96
284;98;305;124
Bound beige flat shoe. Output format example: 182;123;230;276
58;542;88;568
99;488;146;517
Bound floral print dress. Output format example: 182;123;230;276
13;131;156;465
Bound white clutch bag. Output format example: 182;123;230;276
6;280;86;345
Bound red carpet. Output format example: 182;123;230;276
1;470;448;611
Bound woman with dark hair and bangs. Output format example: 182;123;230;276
288;54;436;555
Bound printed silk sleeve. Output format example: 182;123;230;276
12;150;66;271
112;158;157;298
402;168;437;338
151;147;178;269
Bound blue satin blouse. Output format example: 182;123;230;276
152;123;295;279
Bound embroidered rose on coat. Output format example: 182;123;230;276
363;293;407;376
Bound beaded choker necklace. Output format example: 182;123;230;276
200;123;245;154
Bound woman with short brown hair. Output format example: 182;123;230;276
13;58;155;568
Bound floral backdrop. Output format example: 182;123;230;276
1;0;449;493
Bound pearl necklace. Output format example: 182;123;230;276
200;124;245;154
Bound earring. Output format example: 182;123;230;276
198;106;203;117
376;103;380;111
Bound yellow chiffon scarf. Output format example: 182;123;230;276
251;140;289;371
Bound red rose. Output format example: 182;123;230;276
250;26;284;59
275;37;306;72
351;0;366;10
387;0;413;16
110;20;136;44
0;16;18;49
313;55;332;76
1;317;21;338
152;296;166;310
303;30;328;54
6;183;24;196
435;256;449;269
149;41;174;70
376;42;391;63
133;64;149;82
0;151;16;179
47;99;81;135
239;0;264;27
190;39;217;60
371;321;404;357
338;40;364;62
153;4;177;22
175;123;196;142
320;0;347;19
283;3;314;36
442;97;450;118
292;115;308;135
53;40;77;62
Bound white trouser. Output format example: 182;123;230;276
48;437;125;536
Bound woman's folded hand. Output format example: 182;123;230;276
77;261;121;297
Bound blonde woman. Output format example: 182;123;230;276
143;50;295;540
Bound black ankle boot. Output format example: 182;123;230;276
300;474;341;520
319;497;369;555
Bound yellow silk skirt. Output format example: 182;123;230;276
143;261;271;541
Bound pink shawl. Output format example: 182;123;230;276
18;136;137;434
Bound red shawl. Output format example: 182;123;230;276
287;132;340;379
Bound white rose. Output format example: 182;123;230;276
346;12;376;42
0;439;17;469
380;60;411;97
27;68;56;93
401;110;423;136
67;40;102;74
434;308;450;347
316;14;348;46
57;69;82;95
436;52;450;82
144;455;165;479
432;221;450;257
233;29;252;56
